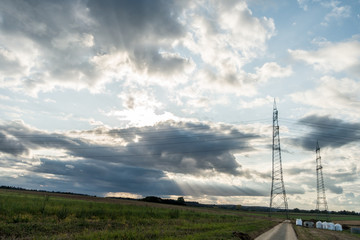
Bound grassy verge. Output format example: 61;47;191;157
0;190;277;239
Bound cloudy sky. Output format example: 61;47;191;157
0;0;359;211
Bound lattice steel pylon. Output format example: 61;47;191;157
269;99;289;219
315;141;329;220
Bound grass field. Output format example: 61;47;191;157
1;189;359;239
0;189;279;239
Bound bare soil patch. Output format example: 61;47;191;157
337;221;360;227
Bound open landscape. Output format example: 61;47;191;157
1;1;360;239
0;189;278;239
1;188;359;239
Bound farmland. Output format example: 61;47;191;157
0;189;278;239
1;189;359;239
264;212;360;240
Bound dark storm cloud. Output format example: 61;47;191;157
0;131;28;156
327;184;343;194
0;120;261;197
93;121;259;176
31;158;182;196
0;120;259;176
292;115;360;150
0;121;79;151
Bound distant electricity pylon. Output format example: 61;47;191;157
269;99;289;219
315;141;329;220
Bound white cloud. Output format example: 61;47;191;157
253;62;293;83
105;192;143;199
217;1;275;57
118;88;162;110
108;89;180;127
195;68;258;96
88;119;103;126
51;32;94;49
185;95;229;112
297;0;310;11
182;1;276;93
0;94;10;100
107;108;179;127
0;0;281;98
297;0;351;24
0;0;193;96
195;62;291;96
322;0;351;24
290;76;360;119
44;98;56;103
289;40;360;76
239;96;273;109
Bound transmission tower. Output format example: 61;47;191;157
315;141;329;220
269;99;289;218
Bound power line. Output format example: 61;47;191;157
281;118;360;132
0;117;359;156
1;116;359;141
67;146;250;159
0;133;258;152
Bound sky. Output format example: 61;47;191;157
0;0;359;211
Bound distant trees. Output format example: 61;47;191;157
337;210;357;215
292;207;359;215
177;197;185;203
141;196;186;206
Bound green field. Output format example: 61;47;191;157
0;190;279;239
1;189;359;239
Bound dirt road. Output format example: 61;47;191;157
255;220;297;240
